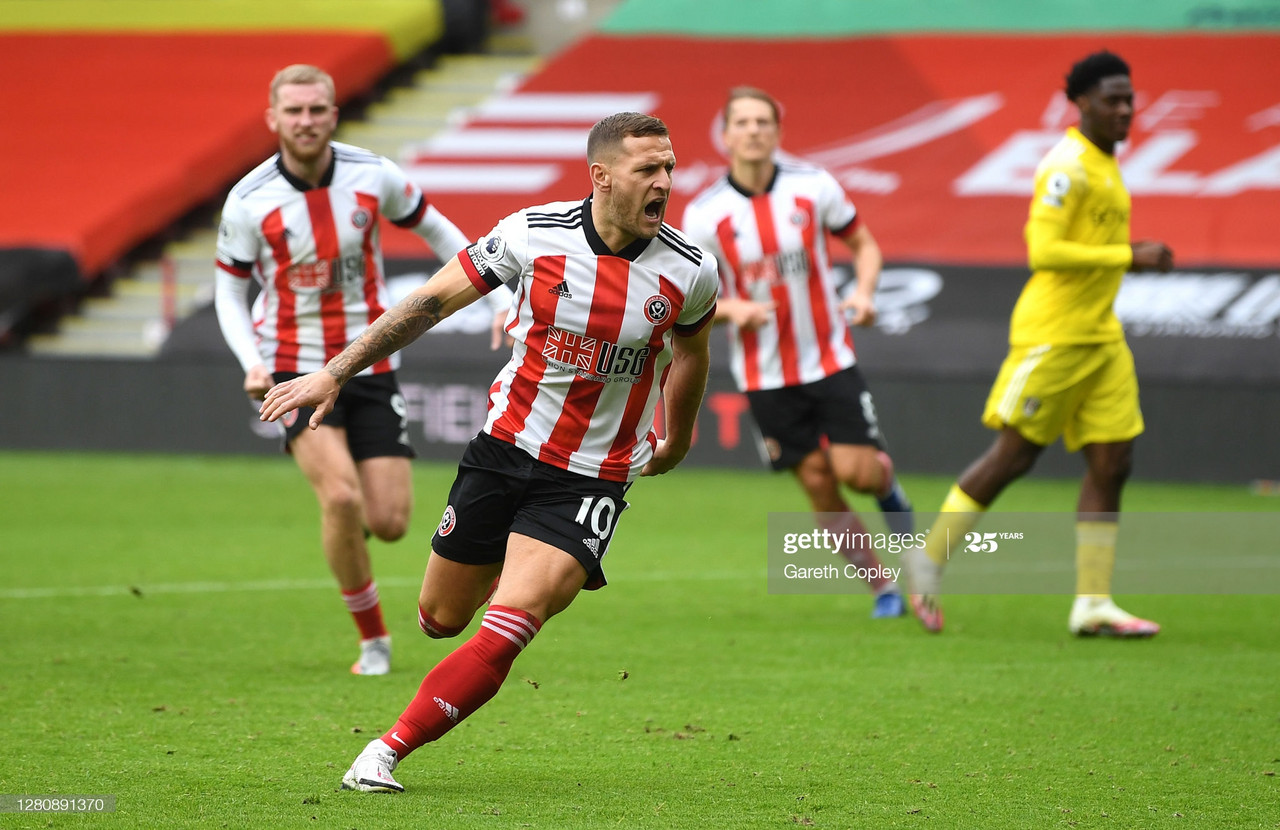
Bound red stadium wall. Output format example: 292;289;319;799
0;33;394;277
385;33;1280;269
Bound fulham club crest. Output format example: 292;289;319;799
437;505;457;536
643;294;671;325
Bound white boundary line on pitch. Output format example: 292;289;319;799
0;571;755;600
8;558;1273;600
0;577;418;600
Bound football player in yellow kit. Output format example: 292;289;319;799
904;50;1174;635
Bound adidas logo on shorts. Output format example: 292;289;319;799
582;537;600;557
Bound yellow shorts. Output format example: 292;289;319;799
981;340;1144;452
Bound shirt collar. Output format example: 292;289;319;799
726;163;779;198
276;147;336;191
581;195;651;261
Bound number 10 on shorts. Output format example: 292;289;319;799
575;496;619;540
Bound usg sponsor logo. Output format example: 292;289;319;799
542;326;650;382
742;249;811;289
283;255;366;291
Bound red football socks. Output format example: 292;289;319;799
823;513;894;592
341;580;388;641
382;605;541;757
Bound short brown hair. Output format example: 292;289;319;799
723;86;781;128
586;112;669;163
269;64;336;106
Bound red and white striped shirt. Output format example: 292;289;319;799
215;141;468;375
459;197;719;482
681;160;859;392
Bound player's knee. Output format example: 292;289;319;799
367;511;410;543
841;465;882;495
1095;449;1133;485
418;604;470;639
1111;455;1133;484
829;455;881;494
794;453;836;492
1115;454;1133;483
319;482;363;520
991;440;1039;482
1006;451;1038;481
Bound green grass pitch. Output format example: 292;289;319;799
1;452;1277;828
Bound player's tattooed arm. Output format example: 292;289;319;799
325;294;444;384
323;257;484;385
261;256;484;428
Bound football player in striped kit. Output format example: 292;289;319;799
260;112;719;793
682;87;914;619
215;65;499;676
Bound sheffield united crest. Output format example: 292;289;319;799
643;294;671;325
438;505;457;536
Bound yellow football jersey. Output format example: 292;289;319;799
1011;126;1133;345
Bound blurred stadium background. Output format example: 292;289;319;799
1;0;1277;483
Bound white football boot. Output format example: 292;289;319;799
351;635;391;676
1069;597;1160;638
341;738;404;793
902;546;945;633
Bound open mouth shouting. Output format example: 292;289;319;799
643;196;666;226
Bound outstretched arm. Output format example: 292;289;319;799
259;256;482;427
641;320;712;476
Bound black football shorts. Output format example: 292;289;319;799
745;365;885;470
430;432;631;590
274;371;414;461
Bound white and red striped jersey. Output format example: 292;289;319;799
215;141;468;375
458;197;719;482
681;160;859;392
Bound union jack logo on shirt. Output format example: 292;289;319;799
543;326;599;371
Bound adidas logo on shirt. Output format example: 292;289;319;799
548;279;572;298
